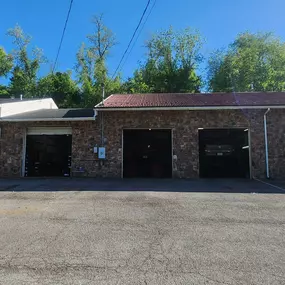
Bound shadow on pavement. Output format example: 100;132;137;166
0;178;284;194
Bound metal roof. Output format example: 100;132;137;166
95;92;285;110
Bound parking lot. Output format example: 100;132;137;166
0;179;284;284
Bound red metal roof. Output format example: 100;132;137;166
96;92;285;109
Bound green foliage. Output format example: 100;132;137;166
133;27;204;93
0;85;10;96
75;43;94;106
9;66;36;97
121;70;153;94
208;32;285;92
37;72;81;107
75;14;120;107
7;24;46;97
0;47;13;77
2;21;285;108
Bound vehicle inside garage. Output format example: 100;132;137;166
199;128;250;178
25;135;72;177
123;129;172;178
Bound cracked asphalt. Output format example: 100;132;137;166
0;187;285;284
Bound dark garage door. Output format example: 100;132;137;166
199;129;250;178
25;135;72;177
123;129;172;178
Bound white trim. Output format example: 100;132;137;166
264;108;271;179
27;127;72;135
171;128;174;178
95;105;285;111
248;129;253;179
121;129;124;179
21;130;27;177
0;117;95;122
95;94;114;107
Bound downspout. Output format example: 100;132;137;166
93;110;97;120
99;85;105;169
264;108;271;179
101;84;105;146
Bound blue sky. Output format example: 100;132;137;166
1;0;285;81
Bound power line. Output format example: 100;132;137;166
112;0;151;79
52;0;74;73
119;0;157;76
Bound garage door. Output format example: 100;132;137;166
123;129;172;178
25;127;72;177
199;128;250;178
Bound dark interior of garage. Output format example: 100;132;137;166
123;129;172;178
199;129;250;178
25;135;72;177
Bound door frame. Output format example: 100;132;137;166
121;128;173;178
21;130;27;177
27;127;72;135
197;127;252;179
23;127;73;177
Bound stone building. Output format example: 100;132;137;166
1;92;285;179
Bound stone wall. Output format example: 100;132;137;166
0;123;24;177
267;109;285;178
0;108;284;179
0;121;101;178
101;109;265;179
70;120;113;177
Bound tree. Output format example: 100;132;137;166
208;32;285;92
130;27;204;93
0;47;13;77
0;47;13;97
75;14;120;107
121;70;152;94
7;24;46;97
75;43;96;107
0;85;10;96
37;72;81;107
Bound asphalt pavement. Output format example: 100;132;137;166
0;179;284;284
0;177;285;193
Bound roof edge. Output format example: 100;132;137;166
94;105;285;111
0;117;96;122
95;94;114;107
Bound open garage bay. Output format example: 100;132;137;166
199;128;250;178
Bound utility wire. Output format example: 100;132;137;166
119;0;157;76
52;0;74;73
112;0;151;79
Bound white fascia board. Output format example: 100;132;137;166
0;117;95;122
94;105;285;111
95;94;114;107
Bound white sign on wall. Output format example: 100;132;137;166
98;147;106;159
